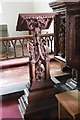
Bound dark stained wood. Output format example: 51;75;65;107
2;91;24;102
49;2;80;65
49;2;80;89
66;12;80;68
49;2;68;71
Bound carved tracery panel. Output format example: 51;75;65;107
29;33;49;82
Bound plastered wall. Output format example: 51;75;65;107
0;1;53;36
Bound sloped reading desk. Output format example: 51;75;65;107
16;13;56;119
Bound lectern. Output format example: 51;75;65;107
16;13;55;89
16;13;56;119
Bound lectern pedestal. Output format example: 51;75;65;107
16;13;56;119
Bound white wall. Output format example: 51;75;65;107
0;2;33;36
0;1;54;36
0;0;80;36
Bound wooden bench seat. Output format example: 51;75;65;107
0;57;29;69
0;56;30;97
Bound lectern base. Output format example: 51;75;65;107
25;88;57;120
18;80;58;120
30;80;54;91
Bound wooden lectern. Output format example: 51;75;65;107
16;13;56;119
16;13;55;90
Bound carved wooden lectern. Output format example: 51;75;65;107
16;13;56;119
16;13;55;90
